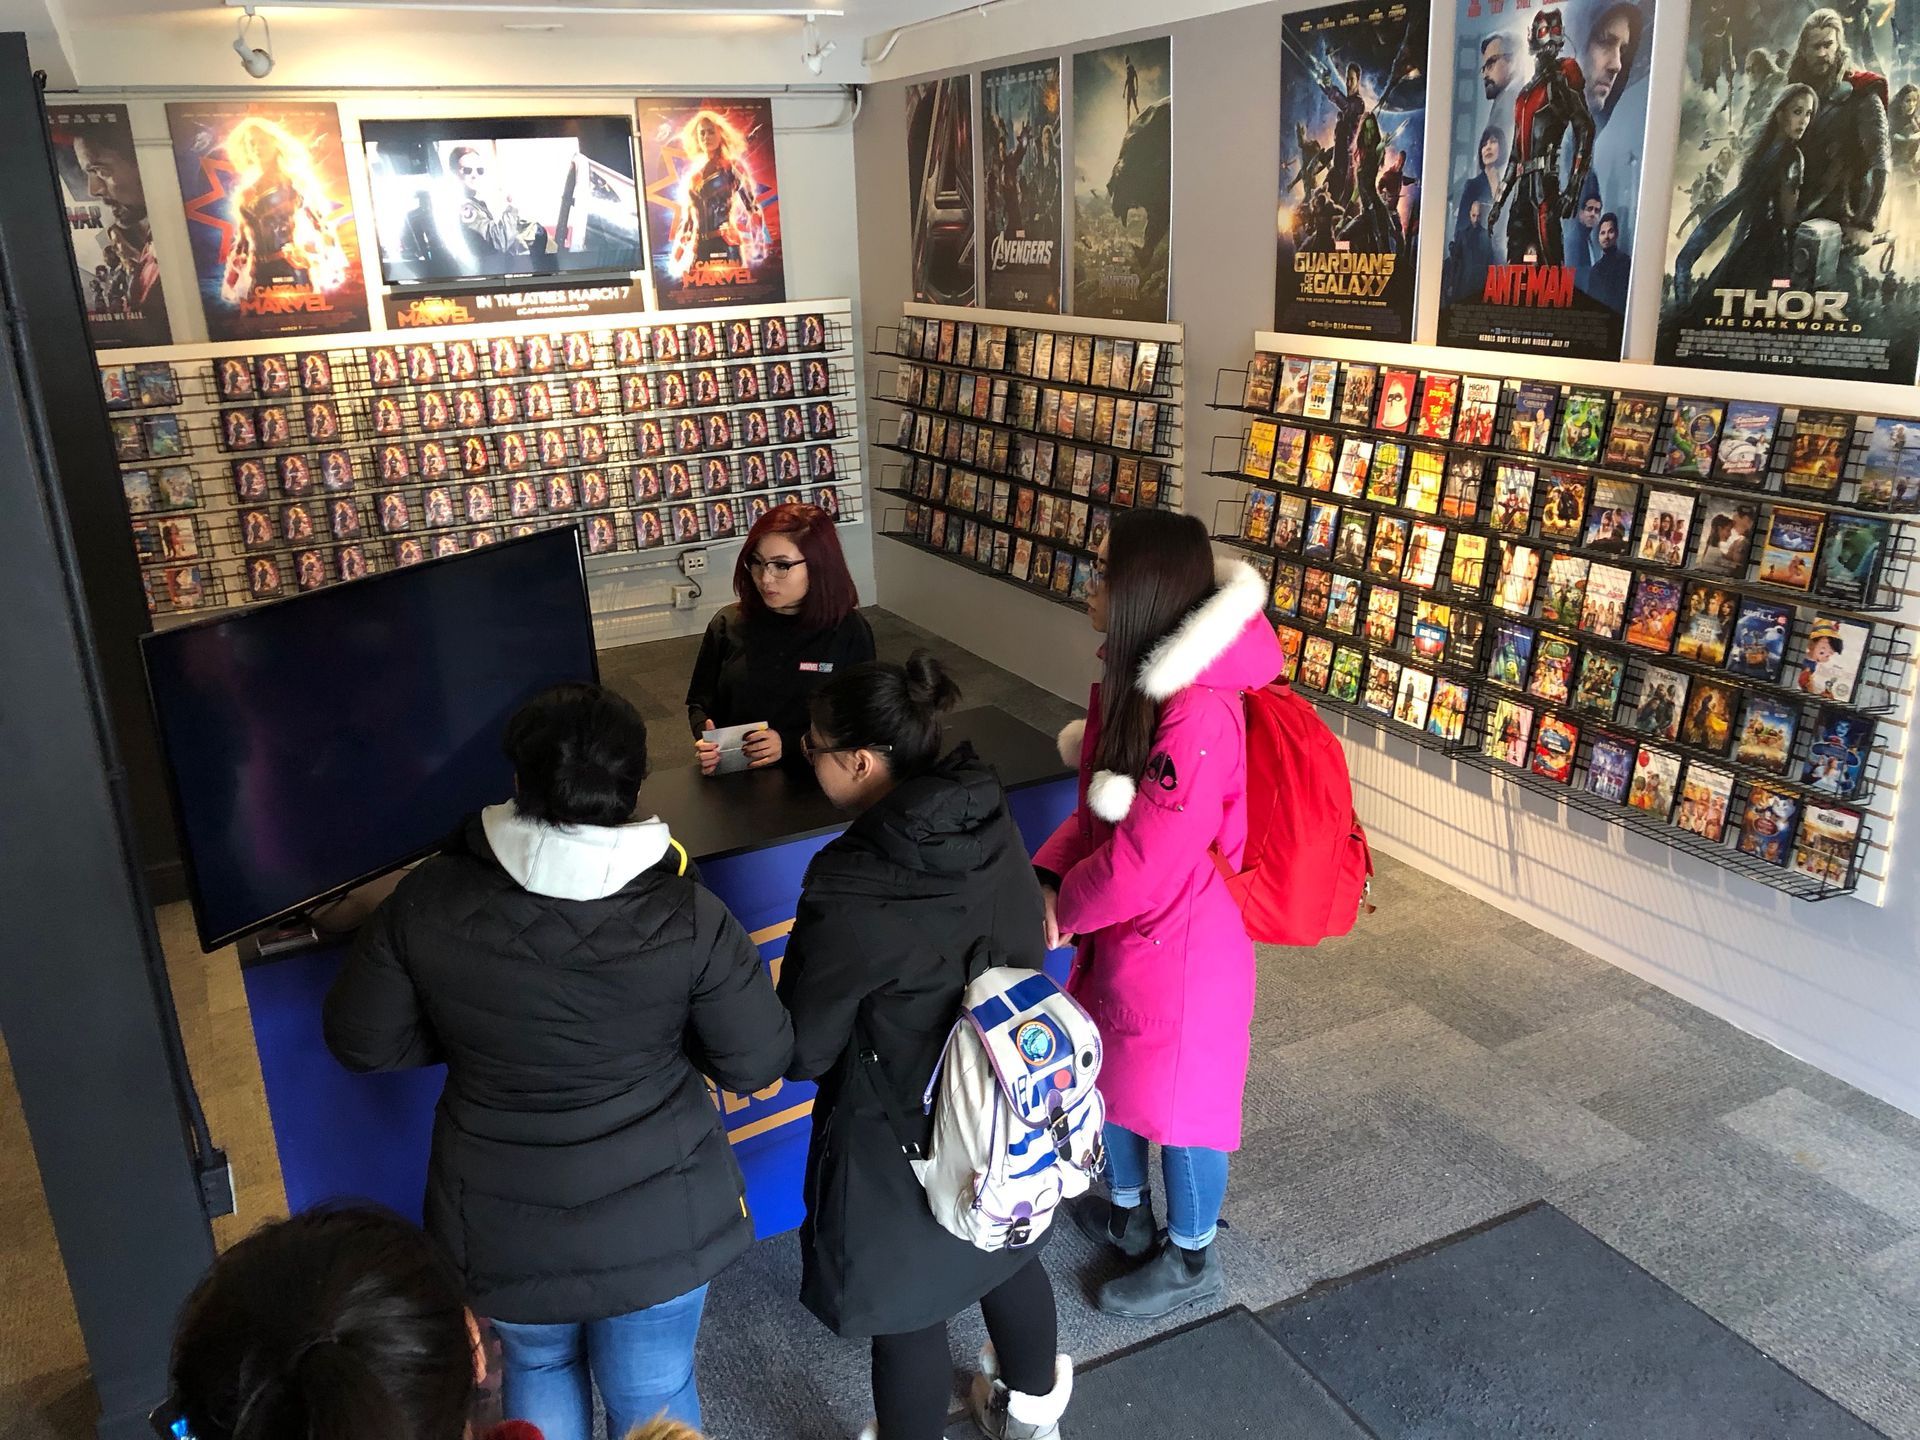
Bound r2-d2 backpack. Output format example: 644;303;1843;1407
908;967;1106;1251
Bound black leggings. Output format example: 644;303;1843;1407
869;1257;1057;1440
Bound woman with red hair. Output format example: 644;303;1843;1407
687;502;872;773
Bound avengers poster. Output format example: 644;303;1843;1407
1072;38;1173;321
1277;0;1429;339
905;76;978;306
47;104;171;348
166;101;368;340
637;99;785;310
1655;0;1920;381
982;59;1064;312
1438;0;1655;358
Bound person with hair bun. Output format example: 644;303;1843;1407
1036;510;1283;1320
687;502;874;775
325;683;791;1440
777;652;1073;1440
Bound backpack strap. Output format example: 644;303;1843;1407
853;937;1003;1161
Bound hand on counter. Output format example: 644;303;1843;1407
743;726;782;769
696;719;721;777
1042;886;1073;951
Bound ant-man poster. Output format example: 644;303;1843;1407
1438;0;1655;358
166;101;368;339
1277;0;1430;340
637;99;785;310
1656;0;1920;381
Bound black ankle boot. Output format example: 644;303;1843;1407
1096;1239;1225;1319
1066;1194;1155;1259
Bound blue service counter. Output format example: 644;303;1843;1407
243;707;1077;1238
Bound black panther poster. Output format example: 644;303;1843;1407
1656;0;1920;381
1438;0;1656;358
1276;0;1429;340
1072;37;1172;321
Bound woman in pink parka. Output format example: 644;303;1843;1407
1034;510;1282;1320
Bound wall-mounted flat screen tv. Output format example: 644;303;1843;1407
362;115;643;287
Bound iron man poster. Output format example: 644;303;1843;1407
1436;0;1656;358
1655;0;1920;381
166;101;369;340
637;99;786;310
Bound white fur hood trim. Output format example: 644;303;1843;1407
1088;769;1137;824
1137;556;1267;701
482;802;674;902
1057;718;1087;767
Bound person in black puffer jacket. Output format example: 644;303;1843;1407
324;684;791;1440
778;653;1073;1440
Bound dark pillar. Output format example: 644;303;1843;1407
0;33;216;1439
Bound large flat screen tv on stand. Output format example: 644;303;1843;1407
141;527;600;955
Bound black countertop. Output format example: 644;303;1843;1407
647;705;1073;863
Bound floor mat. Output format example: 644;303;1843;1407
945;1306;1371;1440
1260;1203;1884;1439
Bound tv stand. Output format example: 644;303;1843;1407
234;871;409;968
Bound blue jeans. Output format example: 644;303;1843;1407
1104;1122;1229;1250
492;1284;708;1440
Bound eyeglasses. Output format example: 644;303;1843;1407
459;164;486;177
746;557;806;576
801;734;891;762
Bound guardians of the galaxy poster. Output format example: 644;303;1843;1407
166;102;368;339
905;76;978;307
1438;0;1656;358
982;59;1064;311
1277;0;1429;339
638;99;785;309
1072;38;1173;321
1656;0;1920;381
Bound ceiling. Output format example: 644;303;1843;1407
11;0;1000;87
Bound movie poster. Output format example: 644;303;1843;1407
982;59;1064;311
1655;0;1920;381
1072;38;1173;321
166;101;369;340
905;76;978;307
637;99;785;310
1437;0;1655;357
47;104;171;348
1277;0;1429;339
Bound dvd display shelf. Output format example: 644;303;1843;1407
100;298;865;625
1206;335;1920;907
867;303;1185;611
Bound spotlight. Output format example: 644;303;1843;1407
802;14;835;75
233;7;274;79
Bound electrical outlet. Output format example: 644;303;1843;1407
672;583;699;610
679;550;707;576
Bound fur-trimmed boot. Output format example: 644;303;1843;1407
969;1343;1074;1440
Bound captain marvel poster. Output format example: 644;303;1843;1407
637;99;786;310
1436;0;1656;358
166;101;369;340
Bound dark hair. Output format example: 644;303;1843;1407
502;682;649;826
1093;510;1216;783
168;1208;473;1440
448;145;481;172
733;502;860;630
810;649;961;778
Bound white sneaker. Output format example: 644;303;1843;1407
969;1344;1074;1440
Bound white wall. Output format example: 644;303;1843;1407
64;78;868;643
852;0;1920;1116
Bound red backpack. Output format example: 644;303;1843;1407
1213;682;1373;945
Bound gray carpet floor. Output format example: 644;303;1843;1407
5;608;1918;1439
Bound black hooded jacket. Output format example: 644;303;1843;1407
777;745;1052;1337
324;806;792;1324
